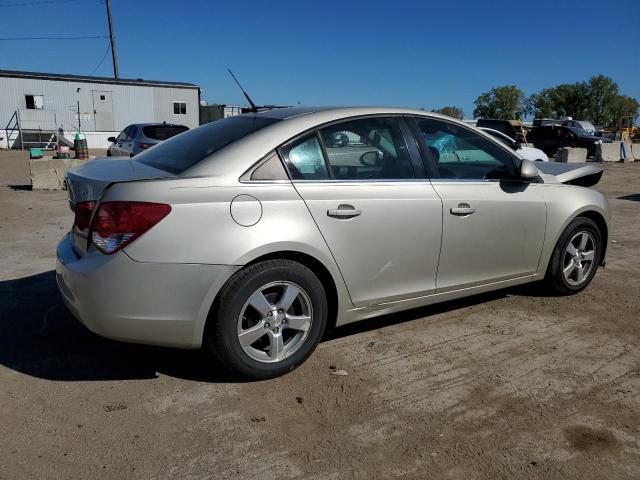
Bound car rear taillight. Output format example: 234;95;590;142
138;142;155;150
89;201;171;254
73;201;96;234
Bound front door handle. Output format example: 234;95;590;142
327;204;361;219
450;203;476;216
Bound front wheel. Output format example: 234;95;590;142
206;259;328;379
545;217;602;295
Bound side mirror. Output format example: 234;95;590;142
360;150;382;166
513;141;522;150
520;159;539;180
107;136;116;143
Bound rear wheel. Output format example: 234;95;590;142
207;259;327;379
545;217;602;294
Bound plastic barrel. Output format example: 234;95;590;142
74;137;89;159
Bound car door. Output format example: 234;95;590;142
111;128;127;155
113;126;131;155
560;127;578;148
532;127;556;155
280;116;443;308
410;117;546;292
121;125;137;156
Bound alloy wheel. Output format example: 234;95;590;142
562;231;596;286
237;281;313;363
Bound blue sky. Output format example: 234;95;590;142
1;0;638;117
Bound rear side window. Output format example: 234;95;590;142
136;116;279;174
319;117;414;180
283;135;330;180
142;125;189;140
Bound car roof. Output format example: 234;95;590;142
244;105;450;121
129;122;188;128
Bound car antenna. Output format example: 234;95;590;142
228;68;258;113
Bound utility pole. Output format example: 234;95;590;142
105;0;119;78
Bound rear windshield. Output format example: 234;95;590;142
136;116;280;174
142;125;189;140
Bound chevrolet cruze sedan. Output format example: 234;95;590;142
58;107;610;379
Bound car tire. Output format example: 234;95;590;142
106;150;111;157
544;217;602;295
206;259;328;379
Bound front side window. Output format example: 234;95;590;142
319;117;415;180
414;118;517;180
115;128;127;142
173;102;187;115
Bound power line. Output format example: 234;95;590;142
0;35;109;41
87;41;111;76
0;0;79;7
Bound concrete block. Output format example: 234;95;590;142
554;147;587;163
29;157;84;190
631;143;640;162
622;142;635;162
596;142;621;162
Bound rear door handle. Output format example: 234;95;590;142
450;203;476;216
327;204;361;219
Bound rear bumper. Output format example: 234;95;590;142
56;234;239;348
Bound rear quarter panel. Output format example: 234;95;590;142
101;177;353;314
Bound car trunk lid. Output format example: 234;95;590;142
65;159;174;255
536;162;604;187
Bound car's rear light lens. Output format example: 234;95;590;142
138;142;155;150
89;201;171;254
73;201;95;234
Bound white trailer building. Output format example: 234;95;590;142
0;69;200;149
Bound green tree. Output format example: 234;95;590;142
586;75;619;125
432;106;464;119
609;95;640;124
473;85;525;119
526;83;590;120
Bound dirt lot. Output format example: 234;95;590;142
1;150;639;479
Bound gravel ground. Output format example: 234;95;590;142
1;150;639;479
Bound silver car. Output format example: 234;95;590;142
107;123;189;157
57;107;610;379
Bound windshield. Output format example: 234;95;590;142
482;128;516;148
566;126;590;136
577;121;596;133
136;116;280;174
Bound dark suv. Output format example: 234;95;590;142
528;125;611;157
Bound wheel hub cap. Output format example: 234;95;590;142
562;231;596;286
237;281;313;363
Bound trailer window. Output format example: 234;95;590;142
25;95;44;110
173;102;187;115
